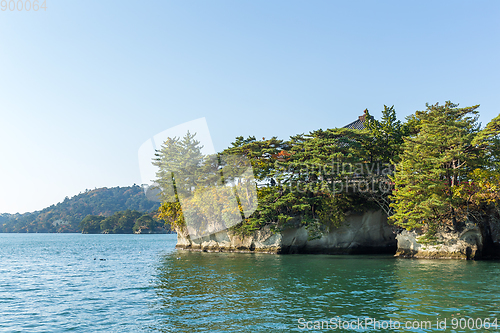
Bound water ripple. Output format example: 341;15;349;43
2;234;500;332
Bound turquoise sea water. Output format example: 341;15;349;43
1;233;500;332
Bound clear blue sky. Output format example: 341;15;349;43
1;0;499;214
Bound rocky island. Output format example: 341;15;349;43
152;102;500;260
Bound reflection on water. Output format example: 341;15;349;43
150;252;500;332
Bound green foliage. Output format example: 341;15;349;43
365;105;408;163
78;209;169;234
153;108;406;239
154;132;260;236
157;201;184;229
0;185;160;233
473;113;500;168
152;132;205;203
453;114;500;214
219;125;383;238
153;102;500;239
78;215;104;234
389;101;485;230
416;223;438;245
133;214;160;233
104;210;141;234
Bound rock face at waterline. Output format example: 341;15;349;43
395;211;500;260
395;224;483;260
175;210;397;254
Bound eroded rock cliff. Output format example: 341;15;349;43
395;224;483;260
175;210;396;254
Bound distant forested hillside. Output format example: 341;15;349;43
0;185;161;233
78;209;170;234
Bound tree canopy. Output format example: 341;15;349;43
152;101;500;238
389;101;500;232
78;209;168;234
154;108;402;239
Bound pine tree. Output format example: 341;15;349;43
153;132;206;228
365;105;408;163
389;101;481;231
